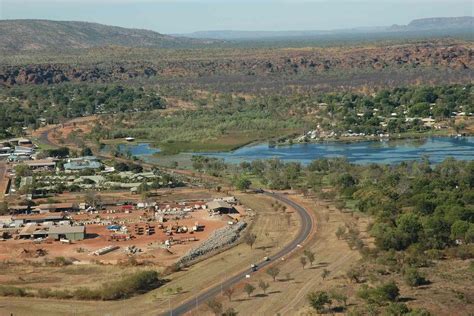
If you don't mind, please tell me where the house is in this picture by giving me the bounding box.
[24,159,56,170]
[421,118,435,127]
[64,156,102,172]
[206,200,236,215]
[17,138,33,147]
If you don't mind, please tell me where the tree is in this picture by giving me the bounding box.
[81,147,93,156]
[258,280,270,295]
[206,298,223,315]
[300,256,307,269]
[322,269,330,280]
[223,287,234,301]
[304,249,315,267]
[15,164,31,177]
[266,266,280,282]
[0,202,8,215]
[235,176,252,191]
[450,220,470,241]
[244,233,257,249]
[359,281,400,305]
[243,283,255,298]
[307,291,332,313]
[84,191,101,208]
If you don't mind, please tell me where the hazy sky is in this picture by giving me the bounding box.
[1,0,472,33]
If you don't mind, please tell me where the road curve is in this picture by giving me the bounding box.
[163,191,313,315]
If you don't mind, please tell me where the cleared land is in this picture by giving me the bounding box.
[0,192,300,315]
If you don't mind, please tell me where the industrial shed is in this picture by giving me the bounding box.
[48,225,86,241]
[206,200,236,215]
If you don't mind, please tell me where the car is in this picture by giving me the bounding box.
[263,256,270,261]
[250,264,258,271]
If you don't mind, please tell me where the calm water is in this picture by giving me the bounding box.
[103,143,160,156]
[113,137,474,165]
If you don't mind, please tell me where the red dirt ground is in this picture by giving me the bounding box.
[0,209,232,266]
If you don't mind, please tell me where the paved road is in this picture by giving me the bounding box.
[163,191,313,316]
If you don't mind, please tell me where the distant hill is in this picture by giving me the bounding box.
[0,19,219,52]
[404,16,474,30]
[178,16,474,40]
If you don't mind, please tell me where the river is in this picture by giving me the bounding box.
[113,137,474,165]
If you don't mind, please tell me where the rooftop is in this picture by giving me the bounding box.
[207,200,233,210]
[49,225,85,234]
[36,203,76,210]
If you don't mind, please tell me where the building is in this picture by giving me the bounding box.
[206,200,236,215]
[12,213,66,224]
[18,224,49,239]
[49,225,85,241]
[35,203,78,213]
[18,223,85,241]
[64,156,102,171]
[24,159,56,171]
[8,205,30,214]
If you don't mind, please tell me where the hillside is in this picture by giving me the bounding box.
[0,19,218,52]
[180,16,474,40]
[405,16,474,30]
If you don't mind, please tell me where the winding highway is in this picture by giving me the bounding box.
[164,191,313,315]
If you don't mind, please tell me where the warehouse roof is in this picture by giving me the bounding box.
[207,200,233,210]
[49,225,85,234]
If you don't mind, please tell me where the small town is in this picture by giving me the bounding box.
[0,137,250,266]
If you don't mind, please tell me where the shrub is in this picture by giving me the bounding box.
[100,270,163,300]
[0,285,27,297]
[383,302,410,315]
[73,287,101,300]
[445,244,474,260]
[51,256,73,266]
[403,268,429,287]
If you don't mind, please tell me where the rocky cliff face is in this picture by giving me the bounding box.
[1,43,472,86]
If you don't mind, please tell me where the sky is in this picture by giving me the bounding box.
[0,0,472,33]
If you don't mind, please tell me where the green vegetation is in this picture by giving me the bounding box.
[0,83,165,138]
[357,281,400,305]
[0,270,163,300]
[224,157,474,253]
[307,291,332,313]
[90,84,472,153]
